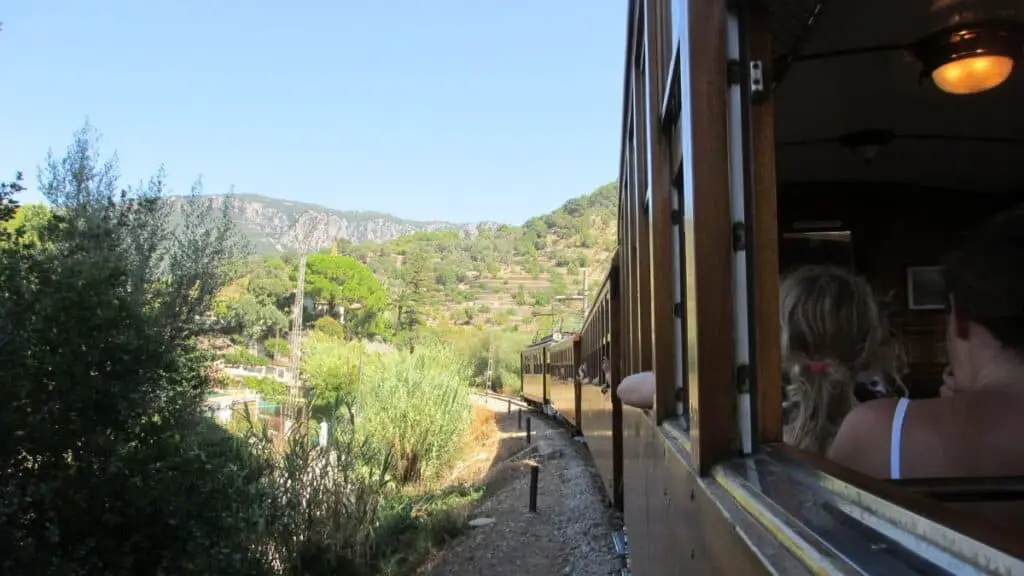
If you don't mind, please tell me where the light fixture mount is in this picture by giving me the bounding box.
[839,129,895,162]
[913,19,1024,95]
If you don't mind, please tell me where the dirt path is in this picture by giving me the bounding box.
[419,394,624,576]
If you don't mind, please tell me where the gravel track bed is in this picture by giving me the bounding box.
[419,394,624,576]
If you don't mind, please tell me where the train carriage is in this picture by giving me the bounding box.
[523,0,1024,574]
[578,258,622,509]
[546,334,582,429]
[520,339,548,406]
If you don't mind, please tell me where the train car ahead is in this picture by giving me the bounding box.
[546,334,581,430]
[520,340,547,407]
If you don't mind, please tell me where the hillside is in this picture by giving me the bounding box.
[336,181,618,335]
[166,193,498,253]
[223,181,619,337]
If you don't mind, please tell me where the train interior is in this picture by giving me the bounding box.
[770,0,1024,529]
[772,0,1024,398]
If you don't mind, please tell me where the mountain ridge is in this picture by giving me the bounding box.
[167,193,502,253]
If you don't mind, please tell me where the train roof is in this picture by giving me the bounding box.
[522,331,578,352]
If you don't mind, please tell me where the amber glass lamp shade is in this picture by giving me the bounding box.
[931,54,1014,94]
[914,20,1022,96]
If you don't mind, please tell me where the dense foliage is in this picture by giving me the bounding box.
[214,181,617,349]
[0,125,269,574]
[345,182,618,335]
[0,120,611,575]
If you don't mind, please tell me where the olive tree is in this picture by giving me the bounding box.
[0,124,273,574]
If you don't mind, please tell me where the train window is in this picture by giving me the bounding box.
[751,0,1024,569]
[599,1,1024,573]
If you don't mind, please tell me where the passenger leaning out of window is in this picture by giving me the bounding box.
[829,207,1024,479]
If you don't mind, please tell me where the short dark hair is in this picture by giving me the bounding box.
[945,205,1024,353]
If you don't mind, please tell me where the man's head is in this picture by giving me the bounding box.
[944,205,1024,390]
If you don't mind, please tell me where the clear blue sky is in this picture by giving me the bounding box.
[0,1,625,224]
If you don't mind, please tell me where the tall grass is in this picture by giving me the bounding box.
[357,344,473,484]
[224,339,479,574]
[242,400,393,575]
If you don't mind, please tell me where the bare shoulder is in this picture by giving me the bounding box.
[827,398,900,478]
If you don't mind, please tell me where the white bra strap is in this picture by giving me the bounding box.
[890,398,910,480]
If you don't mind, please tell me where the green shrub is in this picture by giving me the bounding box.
[0,125,270,574]
[264,336,290,358]
[313,315,345,339]
[301,333,365,418]
[223,348,270,366]
[497,368,523,394]
[242,375,287,402]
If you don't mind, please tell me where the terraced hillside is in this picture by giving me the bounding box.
[340,181,618,334]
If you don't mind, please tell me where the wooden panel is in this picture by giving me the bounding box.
[581,380,615,498]
[684,0,737,474]
[521,350,545,404]
[542,347,550,405]
[622,406,652,568]
[573,337,582,429]
[635,13,654,375]
[646,0,679,424]
[548,340,577,425]
[777,444,1024,560]
[609,262,624,510]
[623,409,772,575]
[623,151,637,375]
[580,263,621,508]
[745,3,783,444]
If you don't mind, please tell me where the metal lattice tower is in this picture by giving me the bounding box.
[282,212,327,431]
[286,253,307,420]
[484,339,496,391]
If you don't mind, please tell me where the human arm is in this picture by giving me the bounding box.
[617,371,655,410]
[826,398,898,478]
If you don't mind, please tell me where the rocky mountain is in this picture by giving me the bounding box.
[167,193,496,253]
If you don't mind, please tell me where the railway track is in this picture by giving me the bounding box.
[468,389,631,575]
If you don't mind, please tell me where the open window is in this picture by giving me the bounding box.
[739,0,1024,568]
[619,0,1024,572]
[766,1,1023,429]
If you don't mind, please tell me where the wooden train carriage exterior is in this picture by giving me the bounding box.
[608,0,1024,574]
[578,255,622,509]
[520,340,548,405]
[546,334,581,429]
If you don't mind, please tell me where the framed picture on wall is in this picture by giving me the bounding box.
[907,266,946,310]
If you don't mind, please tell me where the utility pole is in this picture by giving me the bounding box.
[484,339,496,391]
[283,212,327,434]
[583,268,590,321]
[285,252,308,430]
[553,268,591,329]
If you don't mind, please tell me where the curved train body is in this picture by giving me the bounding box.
[520,1,1024,574]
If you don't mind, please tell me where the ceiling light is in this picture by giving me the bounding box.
[914,20,1023,95]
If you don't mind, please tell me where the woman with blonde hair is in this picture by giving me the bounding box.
[781,265,907,454]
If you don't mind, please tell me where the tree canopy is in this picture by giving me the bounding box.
[305,252,389,339]
[0,123,271,574]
